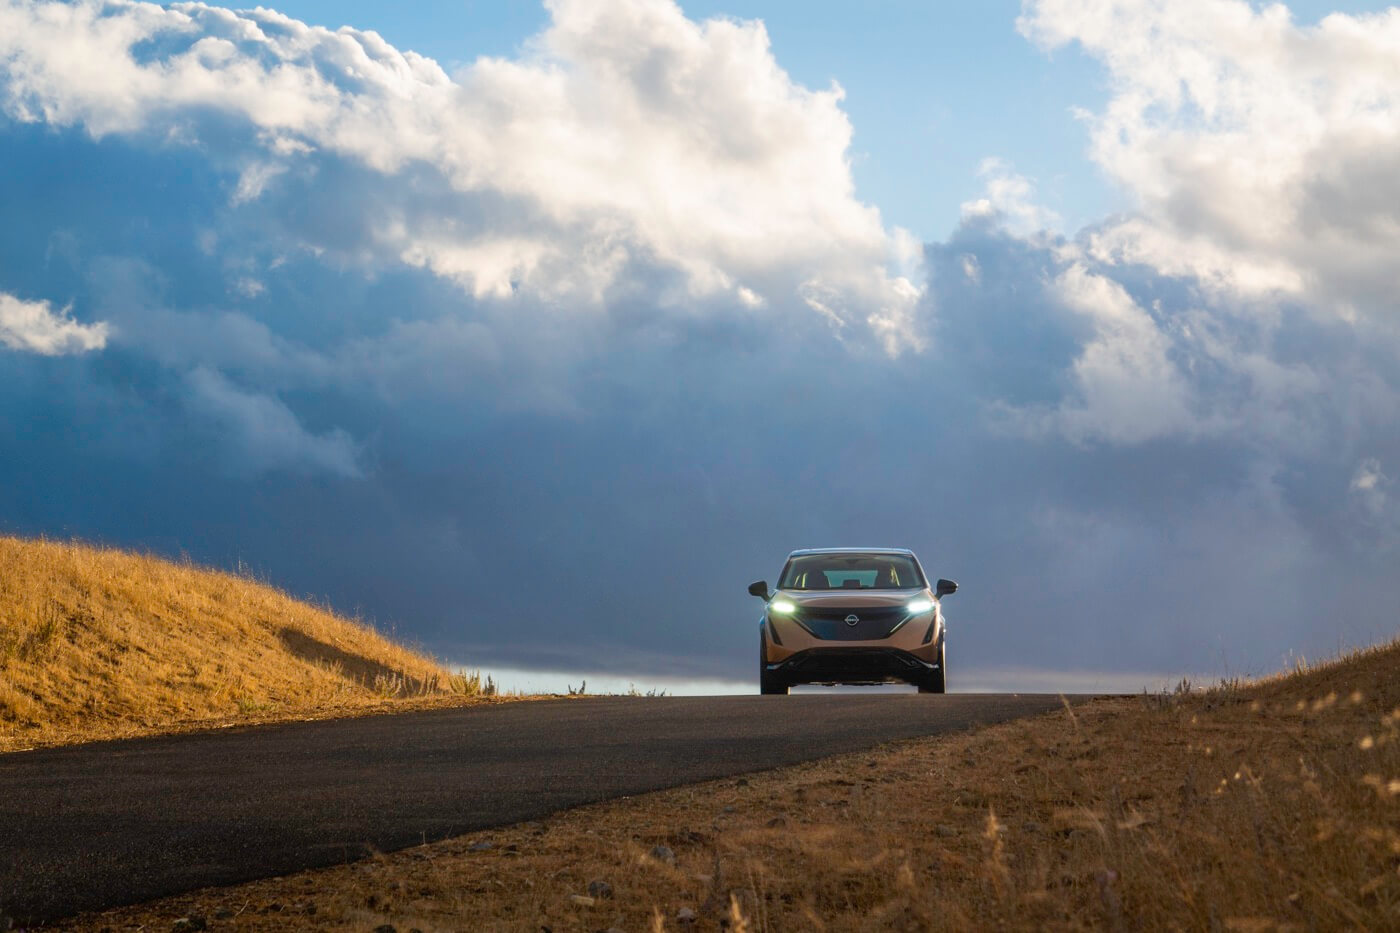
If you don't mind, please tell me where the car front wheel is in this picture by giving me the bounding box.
[760,631,789,694]
[916,641,946,694]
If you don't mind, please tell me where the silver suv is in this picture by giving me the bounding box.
[748,548,956,695]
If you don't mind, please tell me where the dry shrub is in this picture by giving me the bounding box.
[0,536,495,751]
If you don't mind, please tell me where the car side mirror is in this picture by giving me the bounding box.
[747,580,770,600]
[935,578,958,598]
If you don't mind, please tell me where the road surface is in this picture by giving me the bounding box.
[0,693,1089,923]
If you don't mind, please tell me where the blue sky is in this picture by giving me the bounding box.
[2,0,1399,692]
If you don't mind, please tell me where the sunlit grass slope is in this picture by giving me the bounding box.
[0,536,490,752]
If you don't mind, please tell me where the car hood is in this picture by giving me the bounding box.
[778,589,925,610]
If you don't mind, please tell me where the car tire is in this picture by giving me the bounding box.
[916,640,946,694]
[760,670,789,695]
[759,632,789,694]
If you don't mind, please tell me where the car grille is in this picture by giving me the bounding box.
[794,605,909,641]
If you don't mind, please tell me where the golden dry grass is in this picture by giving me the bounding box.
[65,635,1400,931]
[0,536,499,752]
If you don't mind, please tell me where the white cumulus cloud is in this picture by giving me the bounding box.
[0,290,108,355]
[1350,456,1391,520]
[0,0,921,352]
[959,158,1062,236]
[1020,0,1400,321]
[1042,263,1196,443]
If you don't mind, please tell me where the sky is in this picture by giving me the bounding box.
[2,0,1399,693]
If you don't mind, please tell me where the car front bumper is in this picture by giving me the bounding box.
[763,646,939,686]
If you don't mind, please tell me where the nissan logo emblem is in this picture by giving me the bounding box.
[844,614,860,626]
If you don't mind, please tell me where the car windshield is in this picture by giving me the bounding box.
[779,553,925,591]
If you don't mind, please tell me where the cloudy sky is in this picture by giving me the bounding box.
[3,0,1398,692]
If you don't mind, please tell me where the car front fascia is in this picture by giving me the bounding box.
[761,587,943,674]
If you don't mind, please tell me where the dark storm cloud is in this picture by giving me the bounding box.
[2,0,1398,687]
[4,118,1395,684]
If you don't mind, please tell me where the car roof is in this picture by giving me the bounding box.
[787,547,917,557]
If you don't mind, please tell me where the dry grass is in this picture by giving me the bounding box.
[0,536,501,752]
[65,636,1400,931]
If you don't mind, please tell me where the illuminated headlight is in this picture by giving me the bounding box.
[906,597,934,614]
[769,598,797,615]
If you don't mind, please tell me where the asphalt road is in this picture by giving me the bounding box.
[0,693,1086,923]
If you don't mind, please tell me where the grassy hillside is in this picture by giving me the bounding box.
[74,635,1400,931]
[0,536,490,752]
